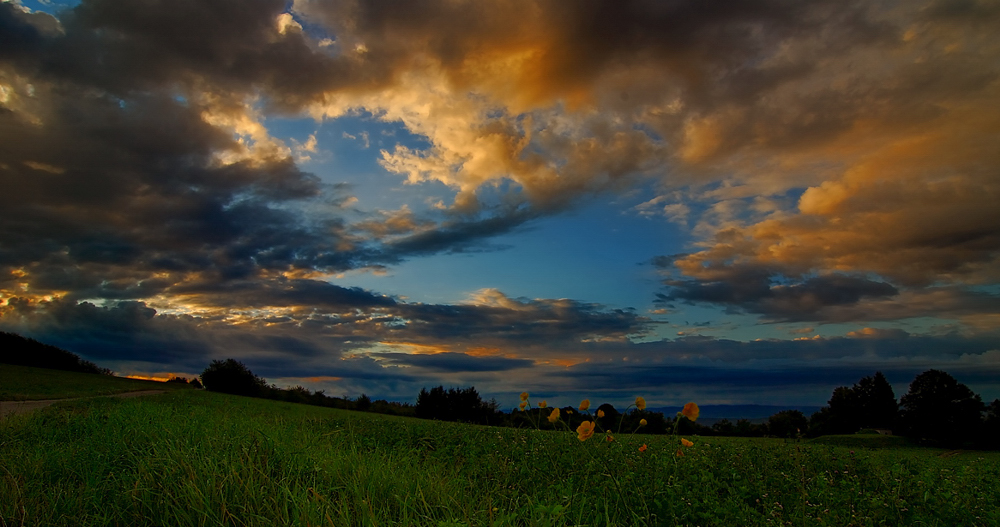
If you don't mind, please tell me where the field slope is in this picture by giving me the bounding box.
[1,377,998,526]
[0,364,190,401]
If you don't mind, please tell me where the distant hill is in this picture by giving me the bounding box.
[649,404,823,425]
[0,332,112,375]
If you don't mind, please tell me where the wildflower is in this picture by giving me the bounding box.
[597,409,605,418]
[519,401,527,411]
[576,421,596,441]
[676,449,684,457]
[606,434,615,442]
[681,438,694,447]
[639,418,647,427]
[639,444,648,452]
[635,397,646,410]
[548,408,560,423]
[579,399,591,411]
[539,400,547,409]
[520,392,529,402]
[682,402,700,422]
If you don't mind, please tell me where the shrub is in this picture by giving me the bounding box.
[200,359,269,397]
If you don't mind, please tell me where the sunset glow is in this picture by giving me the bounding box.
[1,0,998,407]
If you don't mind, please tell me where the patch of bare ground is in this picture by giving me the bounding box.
[0,390,166,419]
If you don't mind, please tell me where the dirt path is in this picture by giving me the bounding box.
[0,390,167,419]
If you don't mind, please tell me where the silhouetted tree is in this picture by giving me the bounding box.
[416,385,499,425]
[189,377,203,389]
[0,331,113,375]
[899,369,984,446]
[769,410,808,438]
[980,399,1000,449]
[734,418,767,437]
[809,387,858,436]
[355,393,372,412]
[855,372,898,430]
[200,359,269,397]
[712,419,736,435]
[626,410,670,434]
[810,371,898,436]
[166,376,190,384]
[595,403,620,430]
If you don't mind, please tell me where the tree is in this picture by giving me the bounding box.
[854,372,898,430]
[899,369,984,446]
[415,385,500,424]
[200,359,269,397]
[817,386,861,435]
[595,403,620,431]
[712,419,735,436]
[768,410,808,438]
[981,399,1000,449]
[355,393,372,412]
[810,371,898,436]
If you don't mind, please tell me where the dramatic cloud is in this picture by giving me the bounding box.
[2,0,998,406]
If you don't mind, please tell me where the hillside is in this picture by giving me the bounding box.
[0,364,191,401]
[0,331,111,375]
[1,370,997,526]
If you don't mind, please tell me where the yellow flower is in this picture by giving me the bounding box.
[606,434,615,442]
[597,409,605,418]
[548,408,560,423]
[539,400,547,408]
[579,399,591,411]
[682,402,700,422]
[520,392,529,401]
[675,449,684,457]
[518,401,527,410]
[635,397,646,411]
[681,438,694,447]
[576,421,596,441]
[639,444,648,452]
[639,418,647,427]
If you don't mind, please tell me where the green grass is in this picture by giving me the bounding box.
[0,364,191,401]
[2,388,998,526]
[808,433,918,450]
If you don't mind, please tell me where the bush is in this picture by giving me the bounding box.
[200,359,269,397]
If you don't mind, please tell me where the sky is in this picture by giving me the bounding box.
[2,0,999,409]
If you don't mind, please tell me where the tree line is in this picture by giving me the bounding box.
[3,330,997,449]
[403,369,1000,449]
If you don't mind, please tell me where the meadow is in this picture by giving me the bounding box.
[1,377,999,526]
[0,364,191,401]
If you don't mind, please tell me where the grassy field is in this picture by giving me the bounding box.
[2,385,998,527]
[0,364,192,401]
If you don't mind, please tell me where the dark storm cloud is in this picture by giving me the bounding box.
[0,0,441,314]
[657,263,899,321]
[2,0,999,407]
[1,298,213,367]
[376,352,533,373]
[623,333,1000,363]
[169,278,397,309]
[43,0,360,108]
[392,293,649,343]
[550,356,1000,403]
[381,208,540,258]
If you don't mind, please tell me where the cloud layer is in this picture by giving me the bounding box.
[1,0,999,405]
